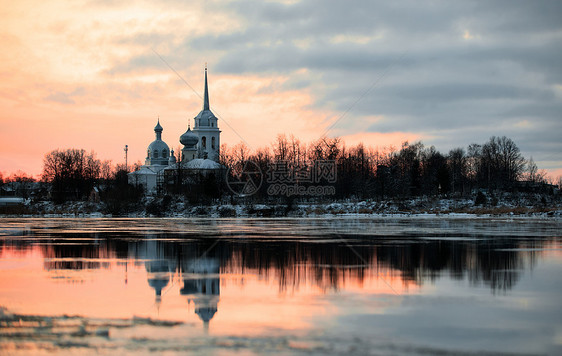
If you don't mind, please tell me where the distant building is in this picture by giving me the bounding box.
[127,120,170,193]
[1,181,43,199]
[0,197,25,206]
[128,66,222,194]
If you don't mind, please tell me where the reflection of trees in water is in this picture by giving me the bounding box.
[223,241,370,292]
[221,238,544,293]
[0,233,554,293]
[373,240,539,293]
[41,243,114,271]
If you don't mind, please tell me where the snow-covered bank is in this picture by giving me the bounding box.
[2,194,561,219]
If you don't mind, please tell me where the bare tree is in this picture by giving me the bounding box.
[526,157,538,182]
[218,143,233,167]
[448,148,467,194]
[466,143,482,186]
[100,160,113,181]
[42,148,101,201]
[273,134,289,161]
[481,136,525,188]
[232,142,251,162]
[132,160,143,172]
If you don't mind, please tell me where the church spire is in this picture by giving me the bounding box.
[203,64,209,111]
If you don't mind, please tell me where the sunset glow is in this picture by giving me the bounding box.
[0,244,417,335]
[2,1,560,179]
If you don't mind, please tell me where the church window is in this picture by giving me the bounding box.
[162,149,167,157]
[147,149,150,158]
[212,137,216,149]
[202,136,206,149]
[154,150,159,159]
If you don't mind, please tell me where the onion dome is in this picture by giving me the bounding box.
[196,306,217,323]
[152,118,164,141]
[148,140,170,158]
[154,119,163,132]
[180,126,199,148]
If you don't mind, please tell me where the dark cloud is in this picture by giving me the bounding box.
[110,0,562,170]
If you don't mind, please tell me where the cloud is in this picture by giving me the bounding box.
[44,91,76,105]
[1,0,561,177]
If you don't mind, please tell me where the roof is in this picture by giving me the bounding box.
[128,166,159,176]
[193,66,218,125]
[0,197,25,206]
[183,159,222,170]
[203,66,209,110]
[148,139,170,152]
[194,109,217,122]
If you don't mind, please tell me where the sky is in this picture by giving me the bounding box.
[1,0,561,179]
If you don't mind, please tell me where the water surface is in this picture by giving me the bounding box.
[1,217,561,355]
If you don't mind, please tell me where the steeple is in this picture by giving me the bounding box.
[191,64,220,162]
[203,64,209,111]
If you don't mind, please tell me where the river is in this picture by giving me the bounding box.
[1,217,561,355]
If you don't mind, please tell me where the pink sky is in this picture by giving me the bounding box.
[0,1,417,178]
[1,1,560,180]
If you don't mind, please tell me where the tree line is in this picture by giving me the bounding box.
[0,149,143,207]
[220,134,556,200]
[40,148,144,206]
[1,135,558,205]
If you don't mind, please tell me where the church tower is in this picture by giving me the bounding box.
[192,66,221,161]
[145,118,170,166]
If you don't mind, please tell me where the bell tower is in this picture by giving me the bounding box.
[192,65,221,161]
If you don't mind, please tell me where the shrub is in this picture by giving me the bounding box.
[475,191,487,206]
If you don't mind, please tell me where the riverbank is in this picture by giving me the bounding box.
[1,193,561,218]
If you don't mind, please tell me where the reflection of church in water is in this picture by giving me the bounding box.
[180,257,220,324]
[142,240,220,326]
[128,66,223,193]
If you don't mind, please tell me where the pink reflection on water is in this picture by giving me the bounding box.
[0,243,418,336]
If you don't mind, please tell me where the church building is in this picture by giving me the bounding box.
[128,66,223,193]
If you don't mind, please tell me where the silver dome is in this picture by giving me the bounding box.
[147,139,170,164]
[148,139,169,153]
[180,127,199,147]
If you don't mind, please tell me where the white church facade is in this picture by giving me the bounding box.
[128,67,222,193]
